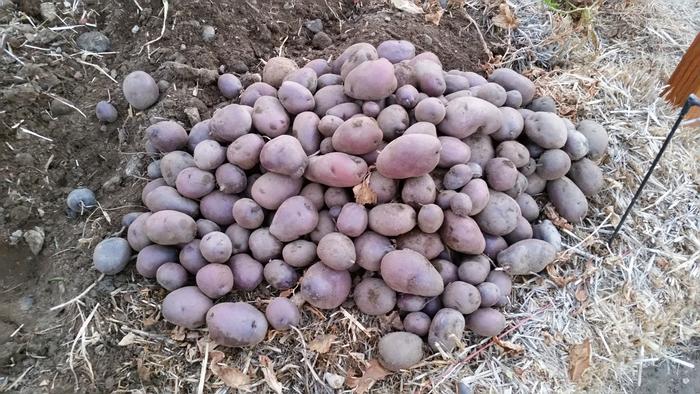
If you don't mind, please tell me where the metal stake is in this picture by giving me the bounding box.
[609,94,700,243]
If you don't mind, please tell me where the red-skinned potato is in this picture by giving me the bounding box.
[414,60,446,97]
[145,210,196,245]
[260,135,309,178]
[438,137,471,168]
[282,240,317,268]
[380,249,444,297]
[144,186,199,217]
[504,90,523,108]
[395,84,420,108]
[368,171,398,203]
[209,104,253,142]
[300,262,352,309]
[251,172,303,210]
[568,158,604,196]
[232,198,264,230]
[253,96,290,138]
[376,134,441,179]
[340,45,379,78]
[331,116,383,155]
[162,286,213,329]
[226,133,264,170]
[160,151,195,186]
[546,176,588,223]
[414,97,446,124]
[354,277,397,315]
[136,244,177,278]
[156,262,188,291]
[491,107,524,141]
[218,73,242,98]
[470,82,507,106]
[176,167,215,199]
[525,172,547,195]
[333,43,377,73]
[377,40,416,63]
[378,331,423,371]
[444,74,470,94]
[263,56,298,88]
[263,259,299,290]
[324,187,351,208]
[269,196,319,242]
[215,163,247,194]
[318,114,344,137]
[488,68,535,105]
[228,253,264,290]
[497,239,557,275]
[310,210,336,243]
[418,204,444,233]
[292,112,322,155]
[344,58,397,100]
[486,270,512,305]
[239,82,277,107]
[362,100,383,117]
[354,231,394,271]
[278,80,315,114]
[397,229,444,260]
[397,294,427,312]
[368,203,416,236]
[441,211,486,254]
[527,96,557,112]
[433,259,458,286]
[474,191,521,236]
[196,263,234,298]
[336,203,368,237]
[438,97,501,138]
[467,308,506,337]
[265,297,301,331]
[477,282,501,307]
[200,191,238,226]
[449,193,473,217]
[300,183,325,210]
[404,121,437,137]
[248,228,282,262]
[394,60,417,87]
[207,302,268,347]
[427,308,465,352]
[458,255,491,285]
[146,121,187,152]
[484,158,518,191]
[377,104,410,140]
[564,129,590,161]
[317,73,343,89]
[304,152,368,187]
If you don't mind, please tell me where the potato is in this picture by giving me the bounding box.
[520,158,537,176]
[463,133,496,168]
[176,167,215,199]
[259,135,309,178]
[474,191,521,235]
[438,137,470,168]
[432,259,458,285]
[193,140,226,171]
[367,171,398,203]
[292,112,321,155]
[564,129,590,161]
[305,152,368,187]
[524,112,568,149]
[196,263,234,298]
[251,172,303,210]
[210,104,253,142]
[310,210,336,243]
[278,80,315,114]
[162,286,213,329]
[488,68,535,105]
[525,172,546,195]
[378,332,423,371]
[337,203,368,237]
[577,120,608,160]
[145,210,196,245]
[568,158,603,196]
[461,179,490,215]
[265,297,301,330]
[484,158,518,191]
[438,97,501,138]
[376,134,441,179]
[218,73,242,99]
[160,151,195,186]
[282,240,317,268]
[368,203,416,236]
[317,115,343,137]
[504,90,523,108]
[457,255,491,285]
[404,121,437,137]
[180,239,207,274]
[414,97,446,124]
[340,45,379,78]
[445,90,471,101]
[326,102,362,119]
[436,190,457,209]
[230,198,263,230]
[504,172,528,199]
[516,193,539,222]
[224,223,249,254]
[200,231,233,263]
[136,244,177,278]
[421,297,443,317]
[395,84,419,108]
[353,277,396,315]
[523,137,544,158]
[380,249,444,296]
[536,149,571,180]
[377,40,416,63]
[496,140,530,167]
[314,85,349,116]
[314,232,354,270]
[226,133,264,170]
[123,71,159,110]
[397,230,444,260]
[228,253,264,290]
[299,183,325,211]
[410,61,445,97]
[444,74,470,95]
[470,82,507,106]
[263,56,298,88]
[122,211,144,228]
[317,73,343,89]
[300,262,352,309]
[263,259,299,290]
[401,174,436,206]
[239,82,277,107]
[394,60,417,87]
[403,312,431,336]
[322,187,349,208]
[253,96,290,138]
[331,116,383,155]
[449,193,473,217]
[333,43,377,72]
[344,58,397,100]
[397,294,427,312]
[442,281,481,314]
[362,100,384,117]
[417,204,444,234]
[155,262,188,291]
[503,216,533,244]
[304,58,331,76]
[532,219,562,251]
[497,239,556,275]
[268,196,318,242]
[248,228,282,262]
[213,164,245,195]
[146,121,187,153]
[441,211,485,255]
[147,160,162,179]
[477,282,501,308]
[486,270,512,305]
[377,104,410,140]
[284,67,318,92]
[427,308,465,352]
[526,95,556,112]
[93,238,131,275]
[200,191,238,225]
[207,302,268,347]
[466,307,508,338]
[354,231,394,271]
[546,176,588,223]
[144,185,198,217]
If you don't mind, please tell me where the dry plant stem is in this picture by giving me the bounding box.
[6,365,33,391]
[50,274,105,311]
[290,325,327,388]
[69,304,99,388]
[196,342,209,394]
[74,58,118,83]
[43,93,87,118]
[139,0,169,56]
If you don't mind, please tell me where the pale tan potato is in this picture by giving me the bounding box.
[376,134,441,179]
[368,203,416,236]
[354,277,397,315]
[523,112,568,149]
[262,56,298,88]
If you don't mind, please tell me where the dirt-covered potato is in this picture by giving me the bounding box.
[378,331,423,371]
[300,262,352,309]
[488,68,535,105]
[449,193,473,217]
[228,253,264,290]
[486,270,512,305]
[263,259,299,290]
[146,121,187,153]
[464,133,495,167]
[179,239,206,274]
[217,73,242,98]
[524,112,568,149]
[93,238,131,275]
[394,60,417,87]
[144,210,196,245]
[210,104,253,142]
[483,234,508,261]
[251,172,303,210]
[282,240,317,268]
[377,40,416,63]
[438,97,502,138]
[497,239,556,275]
[477,282,501,307]
[354,231,394,271]
[144,185,198,217]
[546,176,588,223]
[368,171,399,203]
[532,220,562,251]
[284,67,318,92]
[395,84,419,108]
[470,82,507,106]
[278,80,315,114]
[135,244,177,278]
[304,58,331,76]
[253,96,290,138]
[207,302,268,347]
[484,158,518,191]
[368,203,416,236]
[503,216,533,244]
[418,204,444,234]
[474,191,521,236]
[265,297,301,331]
[239,82,277,107]
[457,255,491,285]
[376,134,441,179]
[331,116,383,155]
[123,71,159,110]
[299,183,325,211]
[442,281,481,314]
[160,151,195,186]
[496,141,530,168]
[461,179,490,215]
[467,308,506,337]
[248,228,282,262]
[516,193,539,222]
[162,286,213,329]
[380,249,444,296]
[362,100,384,117]
[196,263,234,298]
[354,277,397,315]
[536,149,572,180]
[421,297,443,317]
[263,56,298,88]
[440,211,484,255]
[397,294,427,312]
[200,191,238,226]
[397,230,444,260]
[438,137,470,168]
[564,129,590,161]
[527,96,556,112]
[214,164,246,195]
[226,133,264,170]
[401,174,436,206]
[344,58,397,100]
[403,312,431,336]
[414,60,446,97]
[577,120,608,160]
[377,104,410,140]
[427,308,465,352]
[317,232,356,270]
[414,97,446,124]
[568,158,604,196]
[326,102,362,119]
[337,203,368,237]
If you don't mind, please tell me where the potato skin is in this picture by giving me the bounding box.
[93,238,132,275]
[378,332,423,371]
[488,68,535,104]
[292,112,322,155]
[146,121,187,152]
[368,171,399,203]
[427,308,465,352]
[248,228,282,262]
[305,152,368,187]
[403,312,431,336]
[265,297,301,331]
[577,120,608,160]
[414,97,446,124]
[418,204,444,233]
[546,176,588,223]
[354,231,394,271]
[377,40,416,63]
[397,229,445,260]
[336,203,368,237]
[145,210,196,245]
[239,82,277,107]
[228,253,264,291]
[380,249,444,297]
[123,71,159,110]
[160,151,195,186]
[516,194,539,222]
[210,104,253,142]
[354,277,397,315]
[497,239,557,275]
[263,56,298,88]
[442,281,481,314]
[251,172,303,210]
[440,211,486,255]
[162,286,213,329]
[567,158,603,196]
[200,191,238,226]
[127,212,153,251]
[457,255,491,285]
[196,263,234,298]
[438,97,501,138]
[368,203,416,236]
[282,240,317,268]
[376,134,441,179]
[483,234,508,261]
[536,149,571,180]
[176,167,215,199]
[401,174,437,206]
[300,262,352,309]
[331,116,383,155]
[344,58,398,100]
[156,262,188,291]
[260,135,309,178]
[263,259,299,290]
[269,196,319,242]
[486,270,512,305]
[564,129,590,160]
[524,112,568,149]
[314,85,350,117]
[532,220,562,251]
[226,133,264,170]
[477,282,501,307]
[278,80,315,114]
[253,96,290,138]
[484,158,518,191]
[438,137,471,168]
[317,232,356,270]
[377,104,410,140]
[207,302,268,347]
[179,239,207,274]
[467,308,506,337]
[461,179,490,215]
[145,186,199,217]
[503,215,533,244]
[474,191,521,236]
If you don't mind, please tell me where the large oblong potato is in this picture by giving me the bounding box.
[368,203,416,236]
[207,302,268,347]
[269,196,319,242]
[145,210,196,245]
[331,116,383,155]
[524,112,568,149]
[474,191,521,235]
[304,152,368,187]
[497,239,557,275]
[300,262,352,309]
[146,121,187,152]
[488,68,535,104]
[440,211,486,254]
[546,176,588,223]
[427,308,465,352]
[380,249,444,297]
[292,112,322,155]
[162,286,213,329]
[377,40,416,63]
[376,134,441,179]
[438,97,502,138]
[344,58,398,100]
[260,135,309,178]
[568,158,603,196]
[378,332,423,371]
[144,186,199,217]
[252,96,290,138]
[278,80,315,114]
[467,308,506,337]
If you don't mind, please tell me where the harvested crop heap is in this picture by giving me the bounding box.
[87,40,607,371]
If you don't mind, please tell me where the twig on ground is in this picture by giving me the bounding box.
[50,274,105,311]
[139,0,169,56]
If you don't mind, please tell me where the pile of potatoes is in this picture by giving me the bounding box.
[91,40,607,371]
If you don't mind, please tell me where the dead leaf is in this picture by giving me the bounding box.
[379,311,404,331]
[118,332,139,346]
[346,359,391,394]
[259,355,284,394]
[353,174,377,205]
[210,350,250,389]
[575,284,588,302]
[424,8,444,25]
[309,334,336,354]
[279,288,294,298]
[390,0,423,14]
[546,264,574,287]
[170,326,186,341]
[492,3,519,29]
[324,372,345,389]
[544,204,573,231]
[494,337,524,354]
[568,338,591,382]
[136,357,151,383]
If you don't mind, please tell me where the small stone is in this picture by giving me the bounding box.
[131,25,140,34]
[40,2,56,21]
[240,73,261,88]
[384,16,391,22]
[312,32,332,49]
[76,31,111,53]
[157,79,170,93]
[323,372,344,389]
[180,44,187,51]
[183,107,201,126]
[74,71,83,80]
[304,19,323,33]
[202,25,216,42]
[102,175,121,192]
[18,295,33,311]
[417,34,432,46]
[50,98,72,116]
[9,230,23,245]
[15,152,34,167]
[229,60,248,74]
[23,227,45,255]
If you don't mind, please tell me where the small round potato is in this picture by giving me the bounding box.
[336,203,368,237]
[477,282,501,307]
[300,262,352,309]
[354,231,394,271]
[196,263,234,298]
[207,302,268,347]
[248,228,282,262]
[458,255,491,285]
[467,308,506,337]
[403,312,431,336]
[265,297,301,330]
[401,174,437,206]
[263,259,299,290]
[278,80,315,114]
[414,97,446,124]
[484,234,508,261]
[175,167,215,199]
[210,104,253,142]
[239,82,277,107]
[123,71,159,110]
[438,137,470,168]
[160,151,195,186]
[377,104,410,140]
[441,211,485,254]
[368,172,399,203]
[200,191,238,226]
[397,294,427,312]
[218,73,242,99]
[331,116,383,155]
[536,149,571,180]
[567,158,604,196]
[427,308,465,352]
[251,172,303,210]
[232,198,265,230]
[317,232,356,270]
[269,196,319,242]
[442,281,481,314]
[474,191,521,236]
[282,240,317,268]
[368,203,416,236]
[354,277,397,315]
[228,253,264,291]
[484,158,518,191]
[378,331,423,371]
[162,286,213,329]
[226,133,265,170]
[263,56,298,88]
[460,179,490,215]
[200,231,233,263]
[156,262,189,291]
[577,120,608,160]
[418,204,444,234]
[146,121,188,153]
[397,230,445,260]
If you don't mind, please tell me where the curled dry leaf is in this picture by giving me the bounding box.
[492,3,519,29]
[346,359,391,394]
[209,350,251,389]
[494,337,525,354]
[353,174,377,205]
[568,338,591,382]
[546,264,575,288]
[259,355,284,394]
[309,334,336,354]
[544,203,574,231]
[575,284,588,302]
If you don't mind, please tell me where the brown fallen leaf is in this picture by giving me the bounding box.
[544,203,574,231]
[568,338,591,382]
[494,337,525,354]
[492,3,519,29]
[575,284,588,302]
[118,332,139,346]
[136,357,152,383]
[309,334,336,354]
[546,264,575,288]
[210,350,250,389]
[353,173,377,205]
[346,359,391,394]
[424,0,444,26]
[170,326,186,341]
[259,355,284,394]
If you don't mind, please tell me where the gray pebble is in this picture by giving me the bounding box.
[66,188,96,213]
[40,2,56,21]
[93,238,132,275]
[202,25,216,42]
[131,25,140,34]
[157,79,170,93]
[50,98,73,116]
[95,101,118,123]
[76,31,111,53]
[18,295,33,311]
[312,32,332,49]
[229,60,248,74]
[304,19,323,33]
[15,152,34,167]
[102,175,121,192]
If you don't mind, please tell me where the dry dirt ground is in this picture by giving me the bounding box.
[0,0,698,393]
